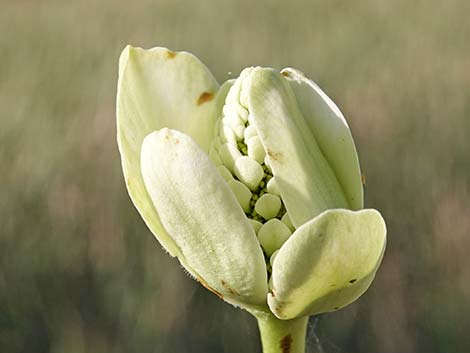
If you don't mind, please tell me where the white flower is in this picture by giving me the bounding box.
[116,45,386,321]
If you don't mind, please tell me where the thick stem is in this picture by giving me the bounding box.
[255,312,308,353]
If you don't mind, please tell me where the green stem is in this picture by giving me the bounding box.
[254,311,308,353]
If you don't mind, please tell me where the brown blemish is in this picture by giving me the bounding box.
[349,278,357,284]
[269,288,276,297]
[361,172,367,185]
[165,50,177,59]
[267,148,283,162]
[196,92,215,106]
[274,301,285,316]
[220,279,240,296]
[280,334,292,353]
[281,71,291,78]
[197,276,224,299]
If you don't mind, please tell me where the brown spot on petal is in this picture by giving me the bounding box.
[361,172,367,185]
[280,334,292,353]
[267,148,283,162]
[197,92,214,106]
[165,50,177,59]
[197,276,223,300]
[281,71,291,78]
[220,280,240,296]
[349,278,357,284]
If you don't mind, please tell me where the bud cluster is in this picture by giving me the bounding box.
[209,77,294,269]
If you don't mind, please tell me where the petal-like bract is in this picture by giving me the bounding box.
[141,128,268,305]
[246,68,350,227]
[280,68,363,210]
[268,209,386,319]
[117,46,219,257]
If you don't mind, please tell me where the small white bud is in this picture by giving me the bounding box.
[223,113,245,141]
[257,219,292,256]
[219,122,237,145]
[237,105,249,122]
[234,127,246,142]
[233,156,264,191]
[219,143,242,172]
[222,104,234,117]
[266,177,280,196]
[255,193,281,220]
[228,179,252,213]
[244,125,258,141]
[223,103,249,124]
[247,136,266,164]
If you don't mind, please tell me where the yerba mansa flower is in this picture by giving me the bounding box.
[117,46,386,353]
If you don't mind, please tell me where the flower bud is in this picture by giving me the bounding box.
[117,45,386,320]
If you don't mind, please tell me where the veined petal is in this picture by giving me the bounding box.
[116,45,219,257]
[246,68,349,228]
[141,128,268,305]
[280,68,363,210]
[268,209,386,319]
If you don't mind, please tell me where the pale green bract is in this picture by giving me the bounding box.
[116,45,387,320]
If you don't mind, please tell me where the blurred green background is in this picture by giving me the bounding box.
[1,0,470,352]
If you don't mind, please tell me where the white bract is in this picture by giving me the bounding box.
[117,46,387,319]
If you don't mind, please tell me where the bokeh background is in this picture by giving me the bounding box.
[1,0,470,352]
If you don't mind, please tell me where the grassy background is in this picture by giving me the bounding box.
[1,0,470,352]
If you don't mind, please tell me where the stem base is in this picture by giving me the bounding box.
[255,312,308,353]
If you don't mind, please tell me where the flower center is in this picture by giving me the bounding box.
[209,73,294,272]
